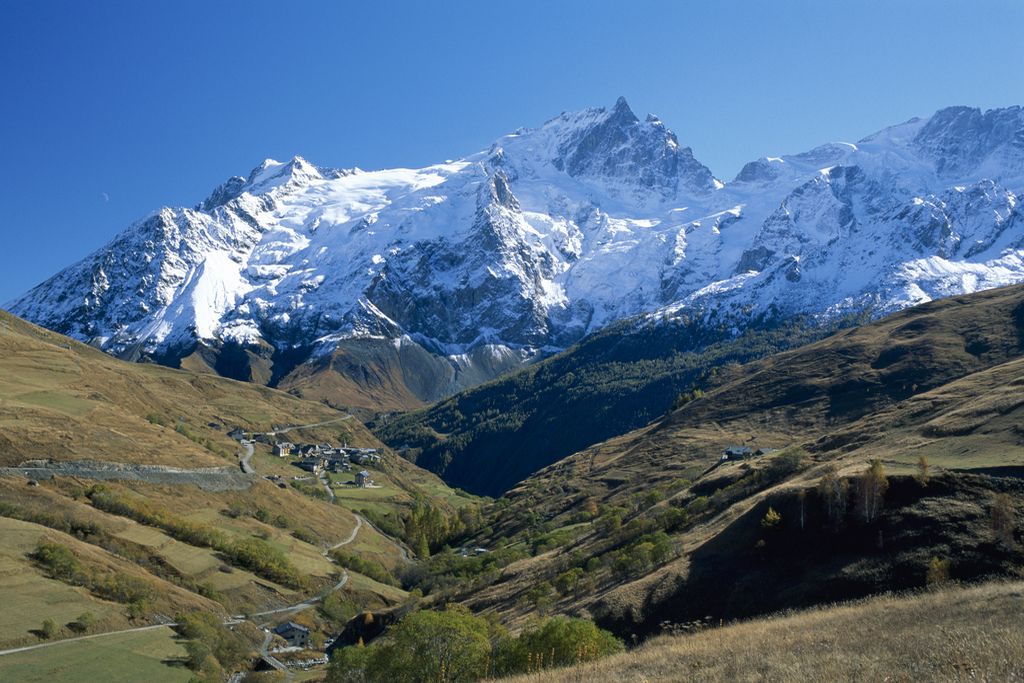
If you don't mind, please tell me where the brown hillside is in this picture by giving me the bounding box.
[665,283,1024,441]
[0,309,473,652]
[0,309,361,467]
[445,285,1024,637]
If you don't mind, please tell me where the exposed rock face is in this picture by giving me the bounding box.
[7,101,1024,407]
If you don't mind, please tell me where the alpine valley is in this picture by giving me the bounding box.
[3,98,1024,683]
[9,99,1024,419]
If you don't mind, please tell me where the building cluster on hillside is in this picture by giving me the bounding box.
[273,441,381,484]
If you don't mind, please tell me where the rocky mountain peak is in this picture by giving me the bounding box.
[540,96,717,196]
[913,106,1024,178]
[197,155,326,212]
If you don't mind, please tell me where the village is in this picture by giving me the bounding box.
[228,426,384,491]
[274,440,382,488]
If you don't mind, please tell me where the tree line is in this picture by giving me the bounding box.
[327,605,622,683]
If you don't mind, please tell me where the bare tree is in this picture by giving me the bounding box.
[818,466,849,527]
[856,460,888,523]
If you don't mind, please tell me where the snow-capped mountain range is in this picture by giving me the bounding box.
[8,99,1024,406]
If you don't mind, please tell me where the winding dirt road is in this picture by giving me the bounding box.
[239,440,256,474]
[0,414,413,666]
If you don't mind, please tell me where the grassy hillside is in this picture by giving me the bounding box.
[0,307,471,504]
[277,338,436,414]
[0,310,477,665]
[494,580,1024,683]
[0,515,218,642]
[377,315,837,496]
[0,308,358,467]
[400,286,1024,638]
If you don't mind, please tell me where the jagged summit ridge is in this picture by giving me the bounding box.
[490,96,718,199]
[911,105,1024,178]
[7,100,1024,402]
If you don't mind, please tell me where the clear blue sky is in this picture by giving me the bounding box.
[2,0,1022,304]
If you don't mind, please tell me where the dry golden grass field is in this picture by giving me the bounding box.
[496,580,1024,683]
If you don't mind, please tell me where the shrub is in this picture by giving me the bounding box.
[594,511,622,535]
[494,616,624,675]
[526,581,555,614]
[39,619,57,640]
[328,645,372,683]
[761,506,782,529]
[87,488,305,587]
[227,538,304,588]
[554,567,584,596]
[31,541,155,609]
[656,507,689,533]
[766,448,807,480]
[330,549,397,587]
[686,496,710,516]
[926,557,951,586]
[327,609,623,682]
[292,527,319,545]
[328,606,492,683]
[175,610,252,676]
[672,388,705,410]
[319,592,361,627]
[70,611,95,634]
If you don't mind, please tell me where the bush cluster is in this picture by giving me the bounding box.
[327,606,622,683]
[175,610,252,681]
[32,541,154,615]
[330,549,398,587]
[87,487,305,588]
